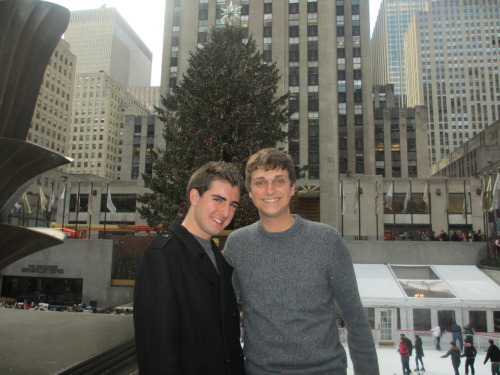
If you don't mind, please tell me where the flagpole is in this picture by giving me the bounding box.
[427,179,432,232]
[61,179,67,230]
[75,183,81,237]
[35,190,41,228]
[375,181,379,241]
[88,182,93,240]
[48,181,54,226]
[481,176,488,257]
[357,179,361,240]
[104,183,109,238]
[445,177,449,238]
[463,179,468,227]
[340,179,344,237]
[392,179,396,237]
[409,179,413,227]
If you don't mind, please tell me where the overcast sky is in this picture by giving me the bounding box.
[46,0,383,86]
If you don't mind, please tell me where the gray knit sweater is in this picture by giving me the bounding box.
[224,215,379,375]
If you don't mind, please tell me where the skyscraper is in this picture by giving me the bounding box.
[160,0,374,225]
[371,0,428,106]
[63,7,153,88]
[27,38,76,160]
[405,0,500,164]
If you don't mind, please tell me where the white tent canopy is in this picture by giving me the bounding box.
[354,264,500,308]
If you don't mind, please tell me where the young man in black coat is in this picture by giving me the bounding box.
[134,162,245,375]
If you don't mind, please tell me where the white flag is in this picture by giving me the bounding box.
[88,185,94,216]
[22,192,32,214]
[48,190,55,212]
[60,185,66,200]
[423,181,429,208]
[107,187,117,213]
[490,172,500,212]
[402,184,411,213]
[340,183,345,215]
[385,184,393,209]
[39,186,48,212]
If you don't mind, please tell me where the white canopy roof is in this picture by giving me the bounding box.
[353,264,500,309]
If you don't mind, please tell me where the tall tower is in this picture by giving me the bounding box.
[371,0,428,106]
[160,0,374,226]
[27,38,76,160]
[405,0,500,164]
[64,7,153,88]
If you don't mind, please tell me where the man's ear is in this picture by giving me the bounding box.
[189,188,200,206]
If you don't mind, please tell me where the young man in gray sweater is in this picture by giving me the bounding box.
[224,148,379,375]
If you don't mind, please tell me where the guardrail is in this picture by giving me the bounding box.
[56,338,136,375]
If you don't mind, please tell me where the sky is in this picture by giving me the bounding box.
[46,0,383,87]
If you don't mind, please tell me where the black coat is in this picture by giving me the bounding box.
[134,221,245,375]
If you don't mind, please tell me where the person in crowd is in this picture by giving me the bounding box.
[461,231,468,241]
[398,337,412,375]
[224,148,379,375]
[401,333,413,357]
[484,339,500,375]
[494,235,500,255]
[441,341,461,375]
[464,323,475,345]
[451,322,464,351]
[431,325,443,351]
[461,337,477,375]
[414,335,425,372]
[439,229,449,241]
[133,162,245,375]
[450,230,461,241]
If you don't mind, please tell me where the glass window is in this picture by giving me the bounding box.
[413,309,431,331]
[469,311,487,332]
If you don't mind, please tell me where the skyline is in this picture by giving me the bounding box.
[46,0,383,87]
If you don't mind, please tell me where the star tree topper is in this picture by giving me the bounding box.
[221,1,242,25]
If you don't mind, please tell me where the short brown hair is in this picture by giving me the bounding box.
[186,161,243,205]
[245,148,296,190]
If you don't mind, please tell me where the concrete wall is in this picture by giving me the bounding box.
[347,240,487,265]
[0,239,134,308]
[0,239,492,308]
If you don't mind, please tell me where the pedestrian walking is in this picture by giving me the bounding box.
[441,341,461,375]
[414,335,425,372]
[461,337,477,375]
[484,339,500,375]
[398,337,412,375]
[431,325,443,350]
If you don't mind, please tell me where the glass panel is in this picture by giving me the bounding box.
[413,308,431,331]
[438,310,456,332]
[468,311,487,332]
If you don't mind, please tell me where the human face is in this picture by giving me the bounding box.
[189,180,240,240]
[248,168,295,221]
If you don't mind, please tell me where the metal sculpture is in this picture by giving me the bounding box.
[0,0,72,269]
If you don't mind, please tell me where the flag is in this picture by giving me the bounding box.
[340,182,345,215]
[462,193,467,219]
[88,184,94,216]
[385,183,393,210]
[490,172,500,212]
[402,183,411,213]
[22,192,31,214]
[107,186,117,213]
[39,186,48,212]
[483,175,493,212]
[14,202,21,211]
[60,185,66,200]
[374,182,379,215]
[354,181,360,214]
[75,183,81,215]
[423,181,429,208]
[48,190,55,212]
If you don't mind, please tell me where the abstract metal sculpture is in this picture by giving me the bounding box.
[0,0,72,269]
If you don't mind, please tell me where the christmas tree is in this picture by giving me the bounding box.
[137,25,292,229]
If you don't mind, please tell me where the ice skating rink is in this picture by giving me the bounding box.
[346,345,492,375]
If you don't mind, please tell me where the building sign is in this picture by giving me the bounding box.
[21,265,64,275]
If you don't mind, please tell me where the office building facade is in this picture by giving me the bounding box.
[64,7,153,88]
[405,0,500,164]
[160,0,374,226]
[371,0,428,106]
[68,71,150,180]
[26,38,76,160]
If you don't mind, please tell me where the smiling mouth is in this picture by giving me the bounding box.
[263,198,279,203]
[212,217,224,224]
